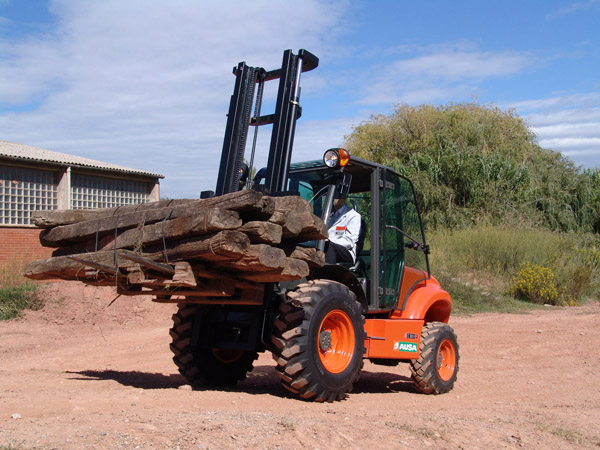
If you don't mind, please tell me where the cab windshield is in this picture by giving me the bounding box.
[254,161,333,220]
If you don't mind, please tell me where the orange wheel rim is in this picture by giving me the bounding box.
[437,339,456,381]
[317,309,355,373]
[212,348,243,364]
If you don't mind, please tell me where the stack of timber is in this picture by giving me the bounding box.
[24,190,327,305]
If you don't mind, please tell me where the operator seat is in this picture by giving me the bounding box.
[337,218,367,275]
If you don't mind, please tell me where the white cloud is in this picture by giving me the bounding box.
[392,49,529,81]
[546,0,599,19]
[359,45,532,106]
[0,0,349,197]
[513,92,600,167]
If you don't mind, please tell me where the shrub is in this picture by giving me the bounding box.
[0,283,42,320]
[511,262,574,306]
[428,225,600,311]
[0,257,43,320]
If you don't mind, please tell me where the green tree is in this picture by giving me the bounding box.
[344,103,599,232]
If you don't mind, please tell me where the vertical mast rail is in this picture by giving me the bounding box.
[215,62,257,196]
[214,49,318,196]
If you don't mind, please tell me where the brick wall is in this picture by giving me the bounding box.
[0,227,53,279]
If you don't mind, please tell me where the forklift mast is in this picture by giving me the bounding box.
[214,49,319,196]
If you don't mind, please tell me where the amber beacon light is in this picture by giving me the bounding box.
[323,148,350,169]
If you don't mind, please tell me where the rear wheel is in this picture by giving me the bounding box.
[271,280,365,402]
[169,304,258,387]
[410,322,459,394]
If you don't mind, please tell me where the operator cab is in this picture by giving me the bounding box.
[253,148,431,313]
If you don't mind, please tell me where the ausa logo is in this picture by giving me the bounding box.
[394,341,418,353]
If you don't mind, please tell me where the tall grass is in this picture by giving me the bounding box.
[428,224,600,312]
[0,257,42,321]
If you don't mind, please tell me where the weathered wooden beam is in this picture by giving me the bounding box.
[171,262,197,287]
[295,211,328,241]
[191,264,264,291]
[24,251,138,281]
[31,190,271,229]
[31,198,194,228]
[118,253,175,275]
[24,231,250,281]
[152,289,264,305]
[150,230,250,262]
[218,244,287,273]
[239,258,309,282]
[118,278,235,297]
[39,206,242,247]
[269,209,303,238]
[271,195,313,215]
[283,246,325,268]
[239,221,282,245]
[67,256,123,277]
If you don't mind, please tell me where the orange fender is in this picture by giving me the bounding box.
[391,266,452,323]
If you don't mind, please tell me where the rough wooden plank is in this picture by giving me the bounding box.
[171,262,197,287]
[39,205,241,247]
[135,279,197,289]
[154,230,250,262]
[239,221,282,245]
[31,190,269,229]
[191,264,264,291]
[269,209,303,238]
[67,256,124,277]
[108,209,240,250]
[24,231,250,281]
[295,211,328,241]
[283,246,325,268]
[127,270,146,285]
[31,198,194,228]
[23,251,137,281]
[239,258,309,282]
[153,288,264,305]
[51,236,114,257]
[236,195,275,222]
[218,244,287,272]
[268,196,314,238]
[271,195,313,215]
[117,254,175,275]
[119,279,235,297]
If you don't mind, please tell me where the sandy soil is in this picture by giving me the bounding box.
[1,281,599,449]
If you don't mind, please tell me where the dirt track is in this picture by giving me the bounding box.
[1,281,599,449]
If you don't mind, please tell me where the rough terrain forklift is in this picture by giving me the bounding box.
[169,49,459,401]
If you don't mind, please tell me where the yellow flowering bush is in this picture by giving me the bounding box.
[512,262,572,306]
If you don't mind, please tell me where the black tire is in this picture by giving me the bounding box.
[410,322,459,394]
[169,304,258,387]
[271,280,365,402]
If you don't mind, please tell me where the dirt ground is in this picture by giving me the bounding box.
[1,281,599,449]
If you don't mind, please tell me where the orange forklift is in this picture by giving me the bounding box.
[170,49,458,401]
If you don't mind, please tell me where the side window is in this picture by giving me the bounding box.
[398,178,428,272]
[379,171,428,308]
[380,173,404,308]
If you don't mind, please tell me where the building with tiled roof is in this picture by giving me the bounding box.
[0,140,164,275]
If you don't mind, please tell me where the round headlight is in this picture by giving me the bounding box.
[323,149,339,168]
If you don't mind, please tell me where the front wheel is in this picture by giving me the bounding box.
[271,280,365,402]
[169,304,258,387]
[410,322,459,394]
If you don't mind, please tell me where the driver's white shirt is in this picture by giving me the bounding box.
[328,204,361,262]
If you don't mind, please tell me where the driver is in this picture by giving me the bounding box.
[325,197,361,264]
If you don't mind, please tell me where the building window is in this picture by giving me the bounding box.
[0,166,58,225]
[71,173,148,209]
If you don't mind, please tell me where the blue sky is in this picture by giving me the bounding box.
[1,0,599,198]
